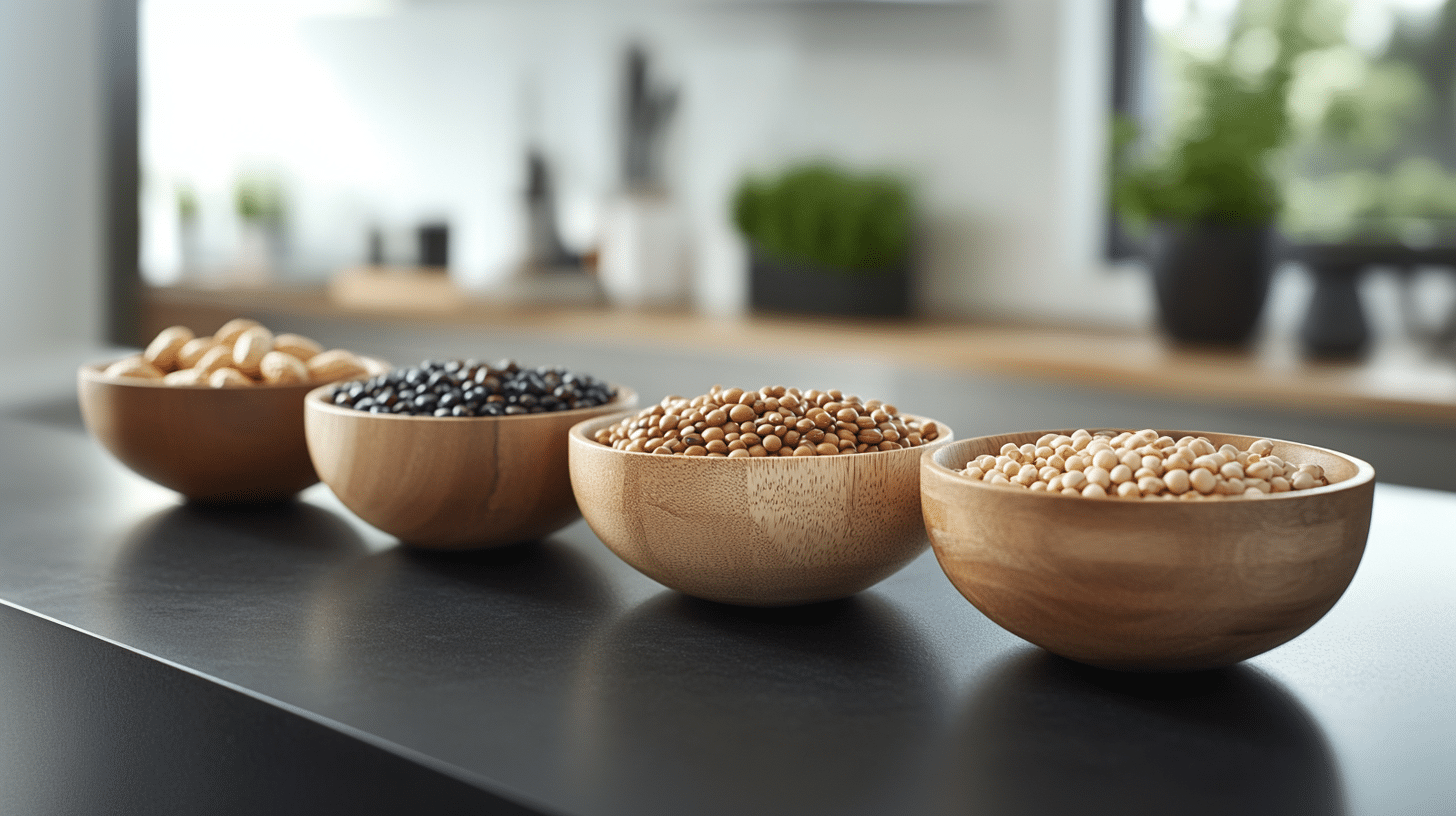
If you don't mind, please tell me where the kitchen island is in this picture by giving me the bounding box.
[1,336,1453,815]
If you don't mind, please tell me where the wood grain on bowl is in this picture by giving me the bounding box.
[921,430,1375,672]
[306,387,637,549]
[569,414,954,607]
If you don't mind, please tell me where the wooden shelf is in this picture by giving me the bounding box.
[141,283,1456,426]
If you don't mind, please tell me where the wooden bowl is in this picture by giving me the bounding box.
[921,430,1376,672]
[305,386,637,549]
[568,415,955,607]
[78,361,323,502]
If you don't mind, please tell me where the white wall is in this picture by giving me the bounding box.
[0,0,105,354]
[142,0,1152,328]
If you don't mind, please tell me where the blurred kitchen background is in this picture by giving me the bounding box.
[5,0,1456,488]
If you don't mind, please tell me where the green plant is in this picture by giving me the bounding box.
[732,162,912,274]
[234,174,286,224]
[177,185,198,223]
[1112,0,1321,228]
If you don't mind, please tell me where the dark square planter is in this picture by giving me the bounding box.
[748,250,912,318]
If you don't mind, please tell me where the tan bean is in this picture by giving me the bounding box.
[193,345,234,377]
[306,349,369,383]
[214,318,261,346]
[272,333,323,362]
[259,351,308,384]
[231,325,275,378]
[104,356,164,381]
[208,367,252,388]
[144,326,195,372]
[162,368,204,386]
[175,336,217,369]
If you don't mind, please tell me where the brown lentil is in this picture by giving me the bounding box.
[594,386,940,457]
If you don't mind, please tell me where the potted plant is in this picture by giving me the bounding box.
[233,173,287,284]
[1111,2,1314,345]
[733,162,913,318]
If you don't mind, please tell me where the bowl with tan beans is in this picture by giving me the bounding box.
[920,429,1376,672]
[305,363,636,550]
[78,319,383,503]
[568,386,953,607]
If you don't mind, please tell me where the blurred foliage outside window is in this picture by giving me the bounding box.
[1119,0,1456,245]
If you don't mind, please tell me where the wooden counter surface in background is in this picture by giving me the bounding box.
[141,283,1456,426]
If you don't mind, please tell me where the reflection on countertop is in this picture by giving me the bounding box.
[945,649,1345,816]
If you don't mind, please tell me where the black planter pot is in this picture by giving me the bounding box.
[1148,222,1277,345]
[749,249,911,318]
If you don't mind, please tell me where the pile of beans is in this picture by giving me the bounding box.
[594,385,940,457]
[331,359,616,417]
[103,318,373,387]
[960,429,1330,499]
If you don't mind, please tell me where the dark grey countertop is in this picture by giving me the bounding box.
[2,333,1454,815]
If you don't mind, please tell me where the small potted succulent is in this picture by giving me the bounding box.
[733,162,914,317]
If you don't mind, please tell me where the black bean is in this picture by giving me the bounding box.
[331,358,614,416]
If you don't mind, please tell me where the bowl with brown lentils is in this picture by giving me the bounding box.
[921,429,1375,672]
[305,360,636,549]
[568,385,952,606]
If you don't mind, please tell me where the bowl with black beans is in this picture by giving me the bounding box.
[305,359,636,549]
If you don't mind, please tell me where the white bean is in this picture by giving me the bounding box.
[959,432,1334,501]
[1164,468,1191,494]
[1190,467,1217,494]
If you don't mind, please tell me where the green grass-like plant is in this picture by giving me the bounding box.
[733,162,911,275]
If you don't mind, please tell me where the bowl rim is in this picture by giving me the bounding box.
[569,411,954,462]
[305,382,639,422]
[924,428,1375,502]
[79,356,390,391]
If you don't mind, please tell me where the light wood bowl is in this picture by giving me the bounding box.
[568,414,955,607]
[305,386,637,549]
[921,430,1376,672]
[78,361,324,502]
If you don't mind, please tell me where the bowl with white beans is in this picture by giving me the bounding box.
[920,429,1375,672]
